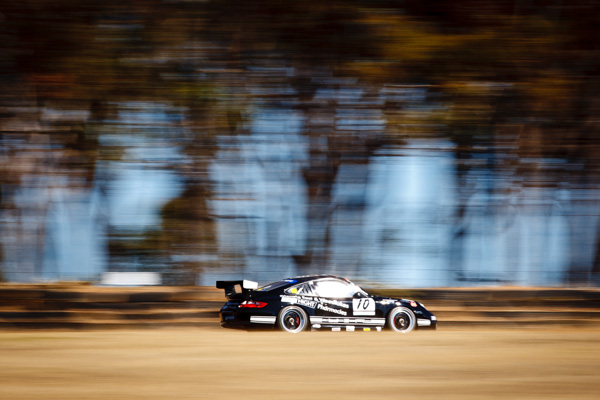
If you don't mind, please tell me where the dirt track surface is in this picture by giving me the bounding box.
[1,326,599,400]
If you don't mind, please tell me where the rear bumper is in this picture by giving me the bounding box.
[220,310,250,327]
[220,308,277,328]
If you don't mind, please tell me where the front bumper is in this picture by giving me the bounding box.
[416,315,437,330]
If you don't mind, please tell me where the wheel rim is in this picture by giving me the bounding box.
[394,312,410,330]
[281,308,305,332]
[389,307,415,333]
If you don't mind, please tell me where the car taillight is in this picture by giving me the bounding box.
[239,301,268,308]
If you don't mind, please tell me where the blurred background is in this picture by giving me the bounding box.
[1,0,599,287]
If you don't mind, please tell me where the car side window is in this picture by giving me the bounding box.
[284,283,315,296]
[312,279,356,298]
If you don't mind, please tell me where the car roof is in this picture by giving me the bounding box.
[257,275,352,293]
[286,274,348,283]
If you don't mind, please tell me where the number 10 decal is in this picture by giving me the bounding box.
[352,298,375,316]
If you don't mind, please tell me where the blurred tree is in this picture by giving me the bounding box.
[1,0,599,284]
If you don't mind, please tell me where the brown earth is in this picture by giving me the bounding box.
[1,326,599,400]
[1,284,599,399]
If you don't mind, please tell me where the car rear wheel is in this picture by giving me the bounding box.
[277,306,308,333]
[388,307,416,333]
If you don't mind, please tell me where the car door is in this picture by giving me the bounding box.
[311,279,355,318]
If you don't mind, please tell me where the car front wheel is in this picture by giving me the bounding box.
[277,306,308,333]
[387,307,416,333]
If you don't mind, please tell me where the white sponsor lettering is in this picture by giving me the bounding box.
[298,298,317,308]
[319,298,350,309]
[317,303,348,316]
[280,295,297,303]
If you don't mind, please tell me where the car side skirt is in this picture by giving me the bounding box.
[310,316,386,326]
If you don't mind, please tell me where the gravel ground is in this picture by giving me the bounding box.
[1,326,599,400]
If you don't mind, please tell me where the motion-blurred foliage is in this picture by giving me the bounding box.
[1,0,599,284]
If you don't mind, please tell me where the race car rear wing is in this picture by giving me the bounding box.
[216,280,258,300]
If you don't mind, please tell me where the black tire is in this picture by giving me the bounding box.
[277,306,308,333]
[387,307,416,333]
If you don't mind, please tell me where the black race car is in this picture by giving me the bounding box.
[216,275,436,333]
